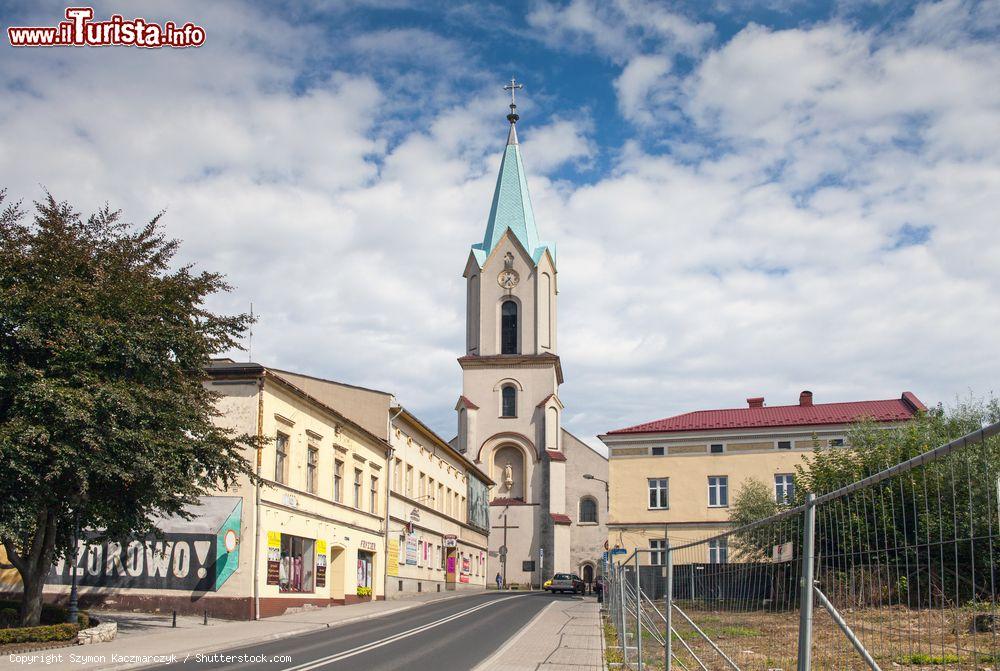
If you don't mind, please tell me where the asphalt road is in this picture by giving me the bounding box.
[164,591,556,671]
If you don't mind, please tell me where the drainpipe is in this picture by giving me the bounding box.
[383,404,404,597]
[253,375,265,620]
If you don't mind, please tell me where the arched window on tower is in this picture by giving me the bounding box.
[501,386,516,418]
[500,300,518,354]
[579,497,598,524]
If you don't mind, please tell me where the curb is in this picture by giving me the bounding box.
[95,591,492,670]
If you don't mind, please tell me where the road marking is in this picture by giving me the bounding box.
[471,599,556,671]
[279,594,528,671]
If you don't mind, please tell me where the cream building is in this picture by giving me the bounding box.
[386,409,490,596]
[0,361,393,619]
[599,391,926,566]
[454,91,608,587]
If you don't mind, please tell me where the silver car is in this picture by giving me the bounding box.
[546,572,584,594]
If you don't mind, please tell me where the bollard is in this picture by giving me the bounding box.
[172,610,177,628]
[203,609,208,626]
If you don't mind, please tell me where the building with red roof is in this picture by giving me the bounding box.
[598,390,925,564]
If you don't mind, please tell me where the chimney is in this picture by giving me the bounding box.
[799,390,813,407]
[746,397,764,408]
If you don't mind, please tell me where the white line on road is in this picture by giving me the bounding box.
[279,594,529,671]
[470,599,556,671]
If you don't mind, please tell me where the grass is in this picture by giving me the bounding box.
[897,652,961,665]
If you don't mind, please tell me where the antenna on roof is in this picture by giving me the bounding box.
[248,300,254,362]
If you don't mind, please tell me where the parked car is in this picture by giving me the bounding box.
[546,573,584,594]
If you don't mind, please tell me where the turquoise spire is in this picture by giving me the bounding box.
[471,79,555,268]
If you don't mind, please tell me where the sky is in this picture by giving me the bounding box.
[1,0,998,450]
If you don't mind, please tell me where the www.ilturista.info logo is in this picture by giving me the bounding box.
[8,7,206,48]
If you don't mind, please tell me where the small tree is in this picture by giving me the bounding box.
[0,191,258,625]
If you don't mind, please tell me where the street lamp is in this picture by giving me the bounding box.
[583,473,609,511]
[66,509,80,624]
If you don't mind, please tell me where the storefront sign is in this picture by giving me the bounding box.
[387,539,400,577]
[443,534,457,548]
[405,536,419,565]
[360,539,378,552]
[266,531,281,586]
[316,540,327,588]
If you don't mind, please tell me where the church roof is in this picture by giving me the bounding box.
[471,117,555,267]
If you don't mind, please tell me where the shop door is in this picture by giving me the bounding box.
[445,549,457,590]
[357,551,374,601]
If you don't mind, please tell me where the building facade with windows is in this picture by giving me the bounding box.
[599,391,926,566]
[386,409,491,596]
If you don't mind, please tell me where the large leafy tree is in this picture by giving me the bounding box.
[0,191,257,625]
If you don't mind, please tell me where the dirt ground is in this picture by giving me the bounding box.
[620,602,1000,671]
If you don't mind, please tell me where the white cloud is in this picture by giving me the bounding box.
[0,0,998,448]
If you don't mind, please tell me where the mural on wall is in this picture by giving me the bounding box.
[467,477,489,532]
[44,496,242,592]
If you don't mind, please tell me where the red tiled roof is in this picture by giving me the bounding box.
[546,449,567,462]
[550,513,572,525]
[608,392,926,435]
[490,497,530,506]
[455,395,479,410]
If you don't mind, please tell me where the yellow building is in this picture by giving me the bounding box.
[599,391,925,566]
[0,361,393,619]
[386,409,491,595]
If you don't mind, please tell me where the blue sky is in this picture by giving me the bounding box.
[1,0,999,447]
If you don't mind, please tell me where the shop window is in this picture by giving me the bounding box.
[357,551,374,598]
[279,534,315,593]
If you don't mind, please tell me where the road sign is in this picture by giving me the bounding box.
[610,548,627,556]
[443,534,457,548]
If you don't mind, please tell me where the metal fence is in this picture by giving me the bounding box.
[603,420,1000,670]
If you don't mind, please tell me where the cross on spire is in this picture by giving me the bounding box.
[504,77,523,125]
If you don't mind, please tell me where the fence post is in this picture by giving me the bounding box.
[619,561,627,665]
[634,552,643,671]
[797,492,816,671]
[665,538,672,671]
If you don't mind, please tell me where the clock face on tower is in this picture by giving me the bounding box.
[498,269,519,289]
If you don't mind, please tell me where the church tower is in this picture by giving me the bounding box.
[455,80,569,584]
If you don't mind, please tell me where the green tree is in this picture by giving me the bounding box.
[0,191,258,625]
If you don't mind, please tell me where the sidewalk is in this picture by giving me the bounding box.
[1,591,482,671]
[474,596,604,671]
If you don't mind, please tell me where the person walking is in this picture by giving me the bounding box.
[495,571,503,591]
[595,575,604,604]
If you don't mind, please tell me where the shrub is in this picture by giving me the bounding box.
[0,623,78,645]
[0,601,89,628]
[0,608,17,629]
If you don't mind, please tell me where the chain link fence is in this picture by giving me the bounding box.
[603,420,1000,670]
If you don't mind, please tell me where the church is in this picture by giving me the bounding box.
[453,84,608,587]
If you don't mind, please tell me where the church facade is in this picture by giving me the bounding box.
[454,93,608,587]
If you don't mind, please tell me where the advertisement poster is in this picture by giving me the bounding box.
[405,535,418,565]
[466,477,489,532]
[460,555,471,584]
[316,539,327,588]
[266,531,281,586]
[387,539,399,577]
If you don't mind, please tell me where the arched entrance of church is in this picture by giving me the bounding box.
[581,563,594,593]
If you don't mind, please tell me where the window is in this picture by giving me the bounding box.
[710,443,724,454]
[437,483,444,511]
[501,385,516,417]
[652,446,665,456]
[306,446,318,494]
[579,497,598,524]
[830,438,845,447]
[279,534,315,593]
[333,459,343,502]
[393,458,402,491]
[708,476,728,507]
[775,474,795,504]
[709,538,728,564]
[274,432,289,484]
[419,472,426,499]
[370,476,379,514]
[777,440,792,450]
[428,477,435,506]
[500,300,518,354]
[353,469,363,508]
[397,534,406,565]
[648,478,669,509]
[650,539,666,565]
[406,465,413,498]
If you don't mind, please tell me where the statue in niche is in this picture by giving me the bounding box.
[504,252,514,269]
[503,461,514,492]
